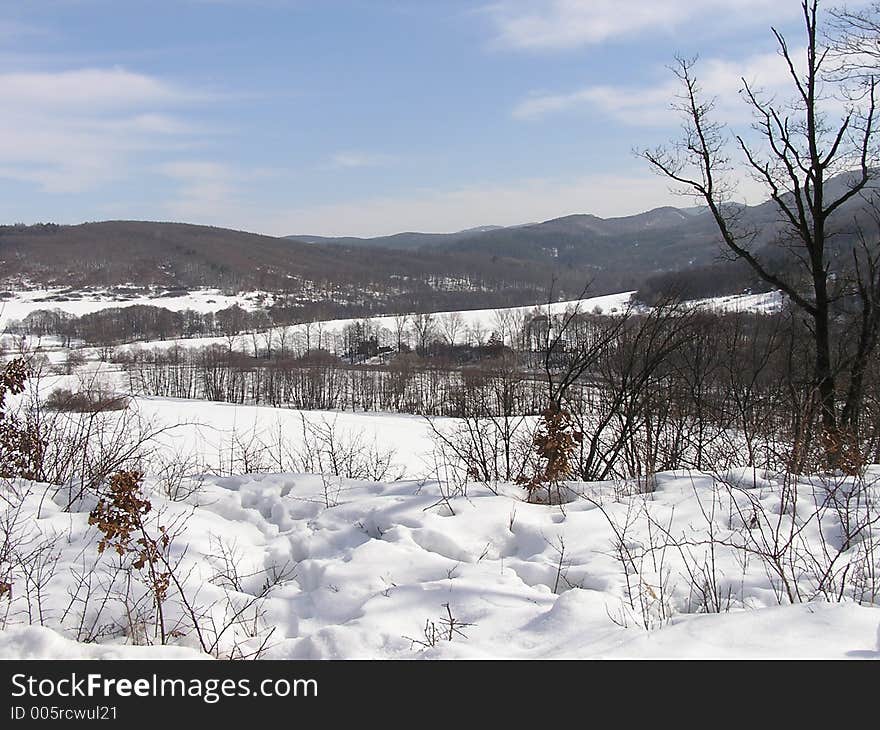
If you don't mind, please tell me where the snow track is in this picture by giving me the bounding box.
[3,468,879,659]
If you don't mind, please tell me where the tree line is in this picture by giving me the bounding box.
[103,303,880,484]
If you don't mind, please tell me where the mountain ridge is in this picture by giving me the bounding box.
[2,171,876,317]
[285,172,878,289]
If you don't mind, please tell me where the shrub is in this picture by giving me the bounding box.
[44,388,129,413]
[0,358,43,480]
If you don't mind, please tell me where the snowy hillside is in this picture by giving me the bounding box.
[4,281,875,661]
[0,287,273,329]
[0,288,787,359]
[2,467,879,659]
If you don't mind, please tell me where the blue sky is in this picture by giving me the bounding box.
[0,1,836,236]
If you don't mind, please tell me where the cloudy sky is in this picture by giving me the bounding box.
[0,0,846,236]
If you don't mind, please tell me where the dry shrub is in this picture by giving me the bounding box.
[88,470,172,643]
[44,387,129,413]
[518,405,582,503]
[0,358,43,480]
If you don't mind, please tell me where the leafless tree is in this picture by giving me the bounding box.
[390,314,409,353]
[439,312,464,346]
[410,312,436,355]
[466,321,488,347]
[642,0,880,472]
[828,2,880,78]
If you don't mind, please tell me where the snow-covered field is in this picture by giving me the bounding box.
[349,290,636,332]
[137,397,438,479]
[1,288,784,356]
[688,290,785,314]
[2,467,879,659]
[7,284,870,662]
[0,287,274,329]
[101,291,637,354]
[2,375,879,658]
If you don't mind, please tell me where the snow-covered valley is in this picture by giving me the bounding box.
[1,286,877,661]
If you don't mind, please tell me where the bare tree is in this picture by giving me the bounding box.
[828,2,880,78]
[492,309,516,348]
[439,312,464,347]
[467,321,488,347]
[410,312,436,355]
[642,0,880,472]
[392,314,410,353]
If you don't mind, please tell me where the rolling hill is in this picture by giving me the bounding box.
[3,171,875,319]
[290,171,880,303]
[0,220,604,316]
[289,205,725,270]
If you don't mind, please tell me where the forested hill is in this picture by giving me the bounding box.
[290,171,880,303]
[0,220,618,314]
[4,169,875,314]
[289,206,719,271]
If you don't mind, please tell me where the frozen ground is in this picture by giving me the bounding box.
[687,290,785,314]
[5,285,866,661]
[98,289,783,357]
[137,396,440,479]
[103,291,637,354]
[1,289,784,357]
[0,287,274,329]
[1,466,878,659]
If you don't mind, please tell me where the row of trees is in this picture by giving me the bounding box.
[12,0,880,486]
[112,302,880,485]
[8,304,282,349]
[116,346,545,417]
[5,302,549,362]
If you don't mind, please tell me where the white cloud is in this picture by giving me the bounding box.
[157,160,285,223]
[513,49,802,125]
[0,68,192,110]
[486,0,794,50]
[159,161,230,180]
[256,172,770,238]
[0,67,205,193]
[157,161,238,220]
[328,151,396,169]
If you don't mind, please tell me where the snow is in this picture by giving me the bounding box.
[89,288,785,361]
[688,290,785,314]
[2,288,787,359]
[99,291,637,354]
[135,397,437,479]
[0,287,272,329]
[5,283,871,661]
[0,626,205,660]
[0,287,787,342]
[2,465,879,659]
[599,602,880,658]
